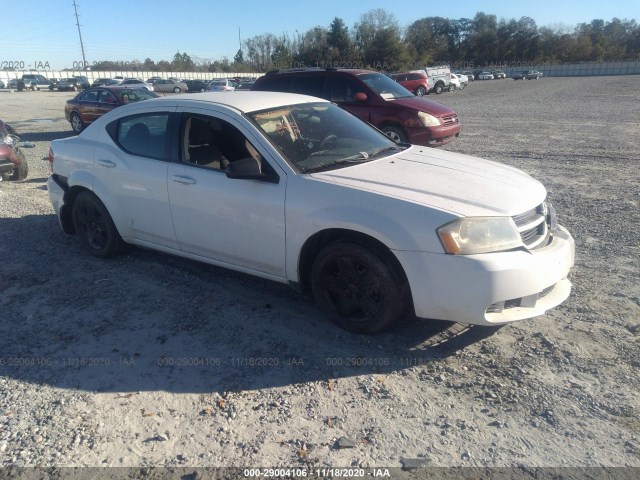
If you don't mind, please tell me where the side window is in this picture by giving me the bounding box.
[291,76,326,98]
[331,76,364,103]
[180,114,276,177]
[115,114,171,160]
[98,90,116,104]
[84,90,99,102]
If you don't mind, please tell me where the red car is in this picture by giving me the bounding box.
[252,68,460,146]
[65,86,158,133]
[390,71,431,96]
[0,119,28,181]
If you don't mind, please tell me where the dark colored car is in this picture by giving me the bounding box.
[513,70,543,80]
[390,71,430,96]
[92,78,120,87]
[251,68,460,146]
[20,74,52,91]
[185,79,210,92]
[55,76,90,92]
[235,81,255,90]
[65,86,158,133]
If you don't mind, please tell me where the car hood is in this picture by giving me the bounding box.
[310,147,546,217]
[390,96,456,117]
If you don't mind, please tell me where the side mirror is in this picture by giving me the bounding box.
[226,157,279,184]
[354,92,368,102]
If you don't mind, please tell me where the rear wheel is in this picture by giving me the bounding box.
[173,87,181,93]
[311,242,406,333]
[71,191,123,258]
[415,86,427,96]
[449,84,457,92]
[70,112,84,134]
[434,83,444,94]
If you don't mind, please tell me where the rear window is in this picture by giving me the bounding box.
[253,76,293,92]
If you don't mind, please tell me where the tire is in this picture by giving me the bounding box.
[449,84,457,92]
[415,86,427,96]
[173,87,181,93]
[459,83,466,90]
[381,125,408,144]
[434,83,444,94]
[200,88,205,93]
[71,191,123,258]
[310,242,406,333]
[9,150,28,181]
[70,112,84,134]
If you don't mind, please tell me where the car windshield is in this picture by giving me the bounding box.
[249,102,404,173]
[357,72,414,100]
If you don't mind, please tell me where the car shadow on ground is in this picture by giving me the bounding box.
[18,130,76,142]
[0,214,502,394]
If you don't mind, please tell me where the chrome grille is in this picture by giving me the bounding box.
[512,203,552,250]
[442,114,459,126]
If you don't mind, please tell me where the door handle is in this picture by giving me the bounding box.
[97,159,116,168]
[171,175,196,185]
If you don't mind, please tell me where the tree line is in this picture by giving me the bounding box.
[90,9,640,73]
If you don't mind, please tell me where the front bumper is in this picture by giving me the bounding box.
[394,225,575,326]
[408,123,461,147]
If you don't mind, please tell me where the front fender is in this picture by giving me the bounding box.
[284,176,453,281]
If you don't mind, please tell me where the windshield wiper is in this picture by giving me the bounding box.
[368,145,403,158]
[303,153,372,173]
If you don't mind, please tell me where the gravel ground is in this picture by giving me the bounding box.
[0,77,638,472]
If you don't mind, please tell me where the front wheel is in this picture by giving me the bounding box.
[173,87,181,93]
[434,83,444,94]
[9,150,28,181]
[381,125,407,144]
[71,191,123,258]
[311,242,406,333]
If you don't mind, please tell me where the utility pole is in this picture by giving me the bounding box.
[73,0,88,70]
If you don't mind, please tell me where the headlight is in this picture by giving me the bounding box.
[437,217,523,255]
[418,111,442,127]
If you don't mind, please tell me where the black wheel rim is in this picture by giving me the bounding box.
[76,200,108,251]
[320,255,382,321]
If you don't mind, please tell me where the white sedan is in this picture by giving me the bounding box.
[47,91,574,333]
[478,71,495,80]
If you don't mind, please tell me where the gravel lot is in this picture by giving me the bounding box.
[0,77,639,473]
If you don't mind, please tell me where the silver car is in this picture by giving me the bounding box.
[207,79,236,92]
[152,79,187,93]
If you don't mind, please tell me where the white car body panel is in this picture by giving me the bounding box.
[47,91,575,327]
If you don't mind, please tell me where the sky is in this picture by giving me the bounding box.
[1,0,638,71]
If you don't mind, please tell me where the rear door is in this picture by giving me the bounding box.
[93,108,179,248]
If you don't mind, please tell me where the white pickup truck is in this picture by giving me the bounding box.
[412,66,451,94]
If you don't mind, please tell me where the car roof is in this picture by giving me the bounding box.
[144,91,329,113]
